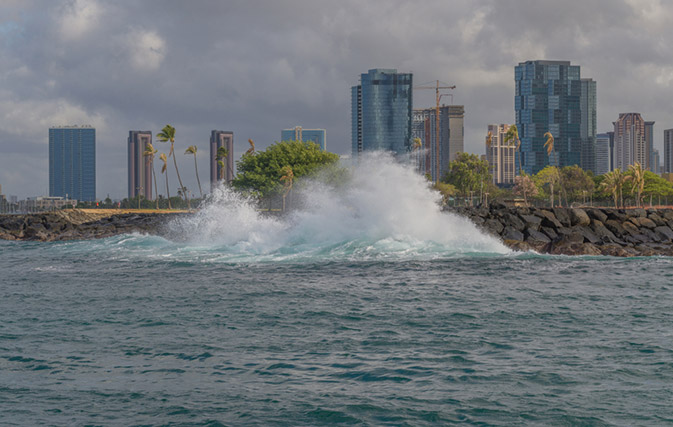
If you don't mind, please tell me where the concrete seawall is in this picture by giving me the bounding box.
[448,203,673,257]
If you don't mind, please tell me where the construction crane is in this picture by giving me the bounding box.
[414,81,456,184]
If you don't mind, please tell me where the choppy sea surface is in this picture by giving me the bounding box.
[2,156,673,425]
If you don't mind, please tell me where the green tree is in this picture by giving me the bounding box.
[144,143,160,210]
[279,165,294,211]
[513,173,538,206]
[184,145,203,198]
[442,152,491,204]
[600,169,628,208]
[433,182,457,205]
[626,162,645,208]
[534,165,561,207]
[232,140,339,198]
[157,124,187,204]
[642,170,673,206]
[560,165,594,205]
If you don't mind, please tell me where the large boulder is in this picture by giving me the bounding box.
[502,226,524,242]
[647,213,666,226]
[503,213,526,231]
[534,209,563,229]
[587,208,608,223]
[520,214,542,231]
[569,208,591,226]
[630,216,656,229]
[552,208,572,227]
[654,226,673,242]
[482,219,504,235]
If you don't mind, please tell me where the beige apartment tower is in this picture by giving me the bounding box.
[485,124,516,185]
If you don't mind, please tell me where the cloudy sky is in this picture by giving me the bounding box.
[1,0,672,199]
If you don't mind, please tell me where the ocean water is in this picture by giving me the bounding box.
[2,155,673,425]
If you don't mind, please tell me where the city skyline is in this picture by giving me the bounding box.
[3,1,673,198]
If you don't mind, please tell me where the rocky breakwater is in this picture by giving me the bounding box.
[0,210,189,242]
[449,204,673,257]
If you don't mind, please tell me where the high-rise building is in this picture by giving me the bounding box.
[49,125,96,201]
[580,78,597,172]
[652,149,661,174]
[664,129,673,173]
[515,60,583,175]
[351,68,412,158]
[485,124,516,185]
[210,130,234,189]
[645,121,655,170]
[412,105,464,181]
[127,131,153,200]
[613,113,650,171]
[607,131,615,171]
[595,133,611,175]
[281,126,327,151]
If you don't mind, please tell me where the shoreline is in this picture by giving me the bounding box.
[448,204,673,257]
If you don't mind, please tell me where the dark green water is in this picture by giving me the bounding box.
[1,236,673,425]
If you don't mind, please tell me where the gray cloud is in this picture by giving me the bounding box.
[1,0,673,198]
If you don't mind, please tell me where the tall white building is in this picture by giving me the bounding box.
[613,113,651,171]
[412,105,465,182]
[485,124,516,185]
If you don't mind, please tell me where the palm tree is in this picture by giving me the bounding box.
[159,153,172,210]
[143,143,160,210]
[544,131,555,166]
[246,139,255,156]
[156,124,188,204]
[485,131,493,147]
[601,169,628,208]
[279,165,294,212]
[627,162,645,208]
[184,145,203,198]
[504,124,521,174]
[216,146,229,182]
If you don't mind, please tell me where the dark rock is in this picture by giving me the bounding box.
[540,226,558,240]
[622,221,641,236]
[627,208,647,218]
[483,219,504,235]
[569,208,591,226]
[600,243,634,257]
[551,241,602,256]
[575,225,601,244]
[590,220,619,244]
[502,226,524,242]
[535,209,563,229]
[552,208,572,227]
[587,208,608,223]
[631,216,656,229]
[654,226,673,242]
[604,219,627,237]
[526,228,551,243]
[555,232,584,245]
[606,210,627,222]
[647,213,666,226]
[660,210,673,221]
[503,213,526,231]
[520,214,542,231]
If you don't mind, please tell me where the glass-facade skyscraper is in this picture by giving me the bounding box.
[515,60,582,175]
[352,69,412,158]
[580,78,597,173]
[49,126,96,201]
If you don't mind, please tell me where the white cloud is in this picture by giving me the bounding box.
[58,0,101,40]
[127,30,166,71]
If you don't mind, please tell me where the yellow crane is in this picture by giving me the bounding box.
[414,81,456,184]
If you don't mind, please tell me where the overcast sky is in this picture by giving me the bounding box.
[1,0,672,199]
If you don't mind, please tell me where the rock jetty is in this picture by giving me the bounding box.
[449,203,673,257]
[0,210,189,242]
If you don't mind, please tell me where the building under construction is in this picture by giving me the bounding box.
[412,105,464,182]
